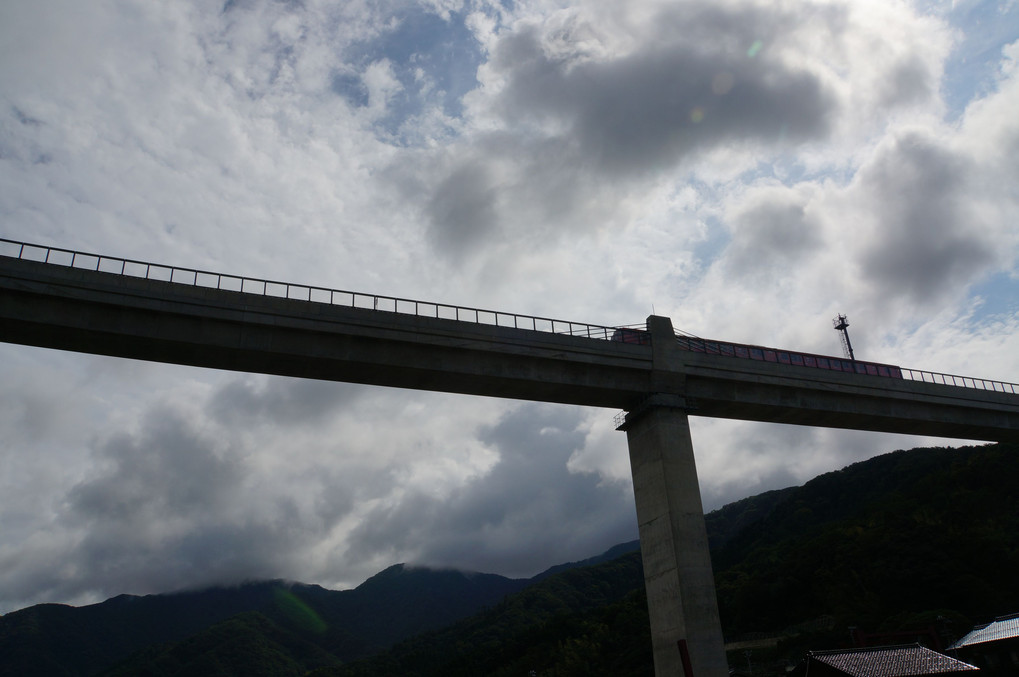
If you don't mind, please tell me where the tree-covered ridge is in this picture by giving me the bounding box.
[2,442,1016,676]
[313,552,649,677]
[704,487,797,552]
[0,584,287,677]
[714,443,1019,634]
[317,443,1019,676]
[0,569,529,677]
[100,612,336,677]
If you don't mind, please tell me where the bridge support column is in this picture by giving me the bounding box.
[623,398,728,677]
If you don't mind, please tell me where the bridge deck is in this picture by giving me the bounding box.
[2,250,1018,442]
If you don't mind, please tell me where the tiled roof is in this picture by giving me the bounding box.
[949,613,1019,650]
[808,644,979,677]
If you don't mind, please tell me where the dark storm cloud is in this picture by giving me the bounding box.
[420,1,840,259]
[721,192,823,285]
[53,403,355,600]
[209,375,364,426]
[425,161,499,257]
[345,404,637,577]
[487,6,836,178]
[857,132,997,307]
[69,407,242,522]
[57,407,274,595]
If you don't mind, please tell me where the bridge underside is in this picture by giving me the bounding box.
[0,297,648,410]
[2,255,1019,442]
[681,359,1019,441]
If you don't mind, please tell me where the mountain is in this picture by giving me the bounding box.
[310,549,650,677]
[704,487,797,551]
[0,584,289,677]
[3,442,1017,676]
[530,539,640,581]
[713,443,1019,634]
[0,567,531,677]
[314,443,1019,676]
[100,611,339,677]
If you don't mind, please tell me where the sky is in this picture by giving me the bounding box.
[1,0,1017,614]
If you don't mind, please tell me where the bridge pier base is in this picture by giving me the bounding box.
[623,400,728,677]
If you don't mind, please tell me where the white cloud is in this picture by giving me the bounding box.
[1,0,1017,612]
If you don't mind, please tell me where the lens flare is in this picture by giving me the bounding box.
[712,72,735,95]
[274,587,328,635]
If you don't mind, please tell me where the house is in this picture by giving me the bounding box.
[948,613,1019,675]
[803,644,979,677]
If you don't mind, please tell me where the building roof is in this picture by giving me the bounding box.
[807,644,979,677]
[949,613,1019,650]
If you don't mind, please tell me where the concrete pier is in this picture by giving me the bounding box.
[624,400,727,677]
[619,315,728,677]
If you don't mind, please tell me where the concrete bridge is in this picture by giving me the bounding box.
[3,239,1018,677]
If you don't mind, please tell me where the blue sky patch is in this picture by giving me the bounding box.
[941,0,1018,119]
[336,6,486,139]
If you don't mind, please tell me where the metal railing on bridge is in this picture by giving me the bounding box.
[0,238,635,343]
[674,334,1019,395]
[3,237,1013,395]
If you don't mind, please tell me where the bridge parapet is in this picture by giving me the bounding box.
[673,332,1019,395]
[3,237,1017,436]
[0,238,636,343]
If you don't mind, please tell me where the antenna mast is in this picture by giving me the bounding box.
[833,313,855,360]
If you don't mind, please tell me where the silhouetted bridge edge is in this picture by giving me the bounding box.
[2,238,1018,442]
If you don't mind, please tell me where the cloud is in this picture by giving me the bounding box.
[719,183,824,288]
[695,40,1019,338]
[2,383,375,606]
[854,131,997,307]
[336,3,485,134]
[425,160,500,257]
[1,1,1018,615]
[688,417,948,512]
[344,403,637,577]
[69,407,243,523]
[57,403,315,598]
[404,0,955,265]
[209,375,365,427]
[483,10,834,178]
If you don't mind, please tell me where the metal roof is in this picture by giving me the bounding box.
[808,644,979,677]
[949,613,1019,650]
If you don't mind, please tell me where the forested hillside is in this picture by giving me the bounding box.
[325,443,1019,677]
[713,443,1019,634]
[0,568,531,676]
[2,442,1016,677]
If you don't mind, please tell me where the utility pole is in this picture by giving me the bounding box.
[833,314,855,360]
